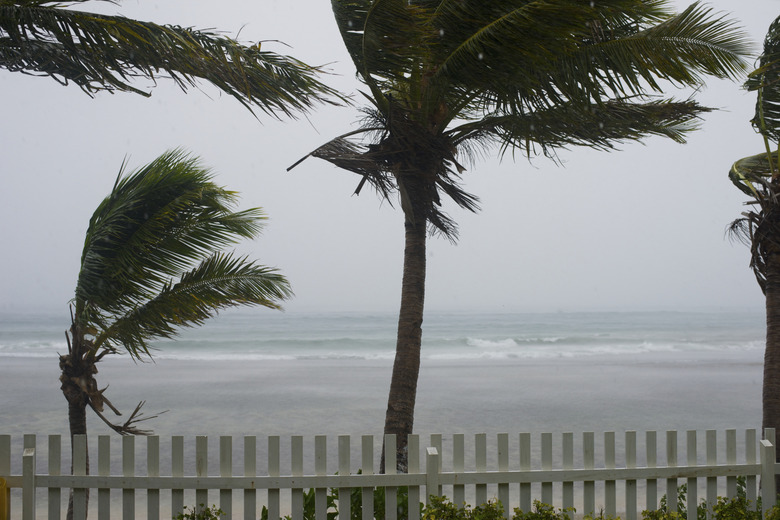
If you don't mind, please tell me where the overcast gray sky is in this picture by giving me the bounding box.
[0,0,775,314]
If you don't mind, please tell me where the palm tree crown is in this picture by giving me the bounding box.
[62,149,292,434]
[1,0,342,117]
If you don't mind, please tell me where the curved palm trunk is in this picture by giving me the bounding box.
[60,345,91,520]
[382,218,427,474]
[764,238,780,495]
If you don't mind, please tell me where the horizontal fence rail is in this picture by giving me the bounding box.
[0,429,776,520]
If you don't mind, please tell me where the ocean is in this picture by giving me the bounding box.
[0,309,766,438]
[0,309,768,517]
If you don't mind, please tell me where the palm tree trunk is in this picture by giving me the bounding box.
[382,218,427,474]
[61,355,90,520]
[764,240,780,495]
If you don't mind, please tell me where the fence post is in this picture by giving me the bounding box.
[426,447,440,506]
[22,448,35,520]
[762,439,776,516]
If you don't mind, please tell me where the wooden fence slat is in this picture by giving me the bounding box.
[268,436,280,520]
[22,446,35,520]
[605,432,616,518]
[196,436,208,513]
[666,431,678,513]
[583,432,595,517]
[291,435,304,520]
[220,436,233,519]
[1,435,9,520]
[498,433,509,519]
[47,435,61,520]
[98,435,110,520]
[123,435,135,520]
[244,436,256,520]
[686,431,697,520]
[519,433,531,513]
[706,429,717,518]
[148,436,160,520]
[361,435,374,520]
[408,434,421,520]
[73,434,87,520]
[384,435,398,520]
[338,435,351,520]
[746,429,757,506]
[475,434,487,507]
[626,431,637,520]
[542,433,553,506]
[646,431,657,512]
[453,434,465,507]
[727,429,737,498]
[172,436,184,517]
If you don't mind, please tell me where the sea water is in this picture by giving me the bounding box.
[0,309,764,362]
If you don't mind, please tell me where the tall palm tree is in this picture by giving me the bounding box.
[1,0,341,117]
[290,0,751,472]
[60,149,292,517]
[728,15,780,444]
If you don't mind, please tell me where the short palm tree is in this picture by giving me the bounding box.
[728,15,780,441]
[61,149,292,481]
[1,0,340,117]
[291,0,751,472]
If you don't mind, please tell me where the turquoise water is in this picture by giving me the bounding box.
[0,309,766,362]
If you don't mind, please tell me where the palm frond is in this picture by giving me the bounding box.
[0,2,343,116]
[75,150,269,330]
[450,97,711,160]
[746,15,780,142]
[729,151,780,198]
[93,252,292,358]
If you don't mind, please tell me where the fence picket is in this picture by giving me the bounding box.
[408,434,421,520]
[338,435,351,520]
[666,431,678,513]
[562,433,573,517]
[98,436,110,520]
[746,429,757,505]
[605,432,616,518]
[583,432,595,517]
[123,436,135,520]
[475,434,487,507]
[384,435,397,520]
[291,436,304,520]
[646,431,657,512]
[47,435,61,520]
[541,433,552,506]
[519,433,531,513]
[267,436,280,520]
[220,436,233,519]
[498,433,509,518]
[361,435,373,520]
[453,434,465,507]
[727,430,737,498]
[686,431,697,520]
[72,434,87,520]
[625,432,637,520]
[706,430,717,518]
[172,436,184,517]
[148,436,160,520]
[244,436,257,520]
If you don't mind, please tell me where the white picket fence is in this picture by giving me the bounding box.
[1,429,777,520]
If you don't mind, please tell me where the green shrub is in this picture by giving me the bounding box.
[173,504,225,520]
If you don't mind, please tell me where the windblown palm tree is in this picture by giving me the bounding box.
[290,0,751,472]
[1,0,340,117]
[60,150,292,517]
[729,15,780,443]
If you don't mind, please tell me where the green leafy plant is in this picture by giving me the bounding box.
[174,504,225,520]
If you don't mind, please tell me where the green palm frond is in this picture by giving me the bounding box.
[75,150,289,350]
[93,252,292,359]
[0,1,342,116]
[450,97,711,159]
[746,15,780,143]
[729,151,780,198]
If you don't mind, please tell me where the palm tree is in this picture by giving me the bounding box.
[60,149,292,517]
[728,15,780,444]
[290,0,751,472]
[1,0,341,117]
